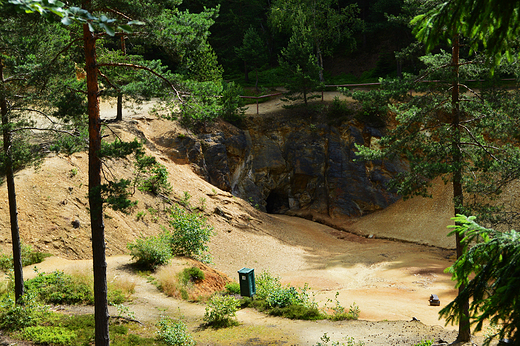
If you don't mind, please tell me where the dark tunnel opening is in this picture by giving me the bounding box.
[265,189,290,214]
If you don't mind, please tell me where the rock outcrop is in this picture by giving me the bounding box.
[164,111,405,218]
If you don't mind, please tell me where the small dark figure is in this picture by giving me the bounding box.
[429,294,440,306]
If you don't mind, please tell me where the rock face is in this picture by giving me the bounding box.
[167,111,405,218]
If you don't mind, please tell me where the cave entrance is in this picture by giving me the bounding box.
[265,189,289,214]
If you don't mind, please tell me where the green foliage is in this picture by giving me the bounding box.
[99,179,138,212]
[314,333,365,346]
[25,270,94,305]
[19,326,77,346]
[252,271,323,320]
[156,316,195,346]
[49,125,89,155]
[135,154,172,195]
[343,75,414,128]
[0,291,50,331]
[165,205,214,262]
[219,81,246,123]
[327,96,353,122]
[411,0,520,66]
[0,243,51,272]
[440,215,520,345]
[278,23,321,105]
[127,233,172,270]
[225,282,240,295]
[325,292,360,321]
[203,294,240,328]
[0,134,41,176]
[412,340,433,346]
[181,267,205,284]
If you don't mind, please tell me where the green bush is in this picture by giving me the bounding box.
[0,291,50,331]
[127,233,172,270]
[0,243,51,272]
[325,293,360,321]
[225,282,240,295]
[135,154,172,195]
[25,270,94,305]
[156,317,195,346]
[269,304,322,320]
[314,333,365,346]
[165,206,214,263]
[203,294,240,328]
[181,267,205,284]
[20,326,77,346]
[49,125,89,155]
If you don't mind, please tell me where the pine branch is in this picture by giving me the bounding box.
[96,62,183,103]
[11,107,58,125]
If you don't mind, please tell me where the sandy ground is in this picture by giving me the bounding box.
[0,93,495,345]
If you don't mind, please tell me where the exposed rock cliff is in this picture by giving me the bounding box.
[164,109,406,219]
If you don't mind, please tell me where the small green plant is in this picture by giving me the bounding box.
[203,295,240,328]
[135,154,172,195]
[180,191,191,208]
[127,233,172,270]
[113,304,136,320]
[181,267,205,284]
[0,291,50,331]
[314,333,365,346]
[325,292,360,321]
[19,326,77,346]
[413,340,433,346]
[198,197,206,211]
[225,282,240,295]
[69,168,78,177]
[135,210,146,221]
[156,316,195,346]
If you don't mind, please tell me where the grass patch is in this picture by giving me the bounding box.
[155,265,209,302]
[11,313,166,346]
[24,269,133,306]
[0,243,52,272]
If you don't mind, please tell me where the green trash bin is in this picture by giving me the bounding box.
[238,267,256,297]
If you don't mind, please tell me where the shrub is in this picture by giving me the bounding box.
[49,125,88,155]
[0,243,51,272]
[325,292,360,321]
[165,206,214,262]
[25,270,94,305]
[225,282,240,295]
[203,295,240,328]
[127,233,172,270]
[135,154,172,195]
[0,291,50,331]
[156,317,195,346]
[19,326,77,346]
[181,267,205,284]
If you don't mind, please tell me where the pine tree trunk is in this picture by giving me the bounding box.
[451,34,471,343]
[83,19,110,346]
[0,61,24,304]
[116,93,123,121]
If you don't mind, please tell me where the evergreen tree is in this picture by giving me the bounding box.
[441,215,520,345]
[235,26,268,89]
[354,48,520,343]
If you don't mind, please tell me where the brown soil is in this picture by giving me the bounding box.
[0,94,495,345]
